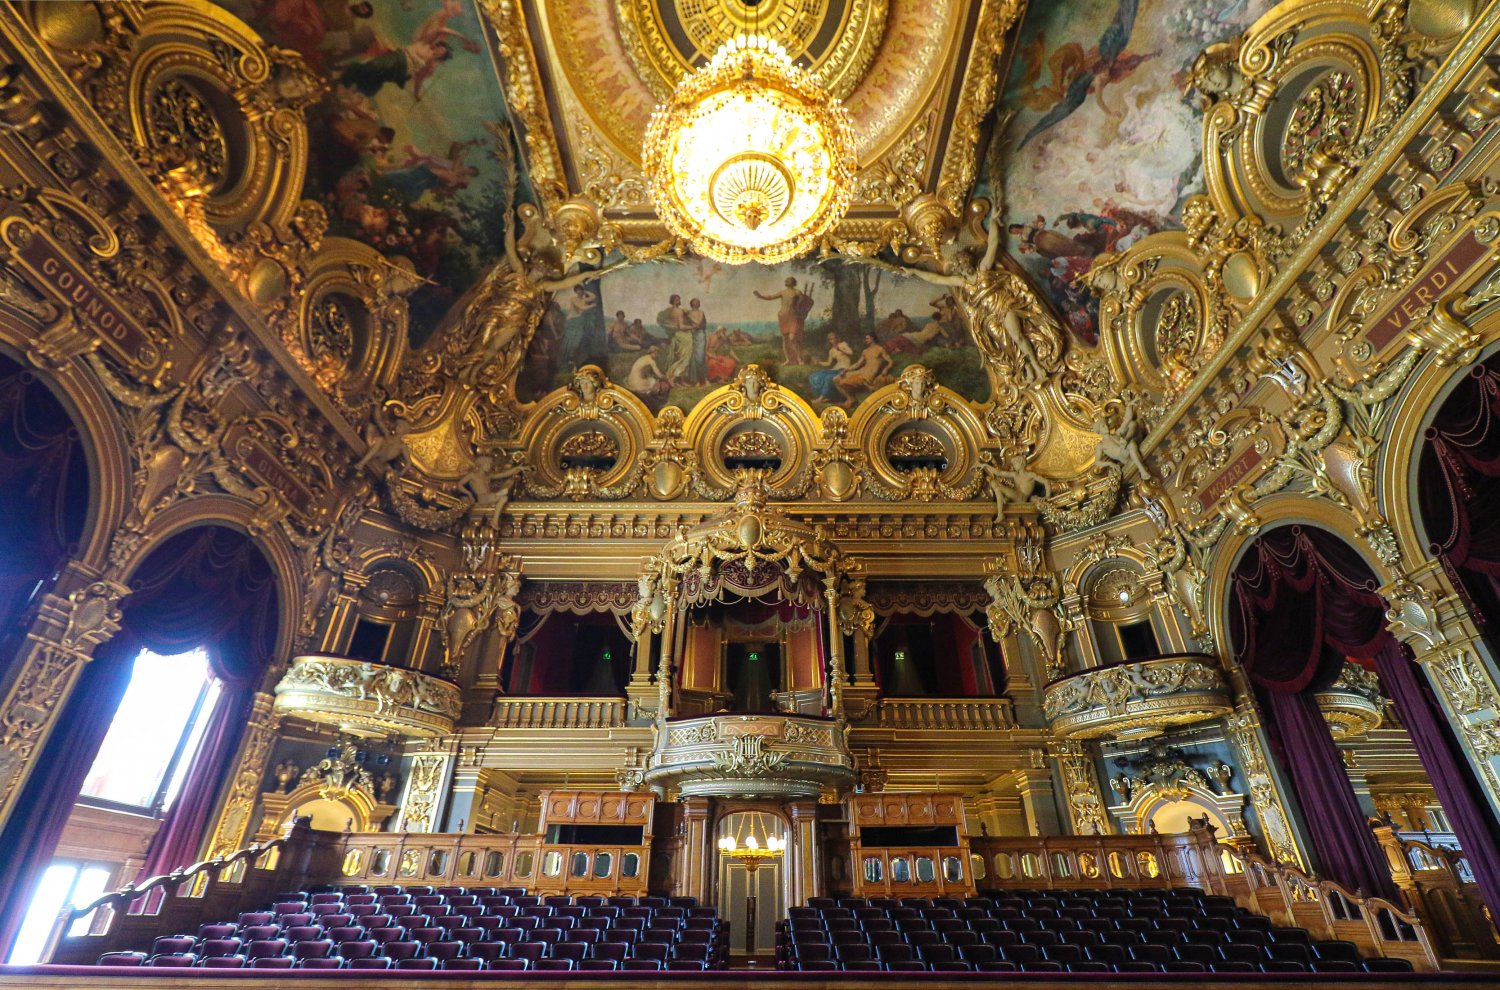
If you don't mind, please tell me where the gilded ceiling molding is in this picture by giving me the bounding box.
[1139,0,1500,453]
[480,0,569,209]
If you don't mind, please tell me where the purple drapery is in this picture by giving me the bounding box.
[0,364,87,663]
[0,638,134,956]
[1260,688,1400,901]
[1230,526,1398,900]
[0,527,276,958]
[1420,359,1500,647]
[1374,638,1500,916]
[1230,526,1390,691]
[128,528,277,883]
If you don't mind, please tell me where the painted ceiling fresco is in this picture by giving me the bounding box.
[515,260,991,412]
[216,0,516,339]
[999,0,1275,345]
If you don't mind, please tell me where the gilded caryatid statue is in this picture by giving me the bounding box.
[871,206,1065,388]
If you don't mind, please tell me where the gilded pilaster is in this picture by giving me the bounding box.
[1048,740,1110,836]
[1382,563,1500,817]
[1224,706,1308,869]
[204,692,280,858]
[397,740,458,833]
[0,566,127,829]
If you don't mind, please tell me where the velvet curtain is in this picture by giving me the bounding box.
[129,528,277,882]
[0,638,134,956]
[1419,359,1500,643]
[0,527,277,958]
[1231,526,1397,900]
[1373,638,1500,916]
[0,365,88,665]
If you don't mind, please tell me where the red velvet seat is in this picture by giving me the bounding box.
[395,957,438,969]
[489,958,530,971]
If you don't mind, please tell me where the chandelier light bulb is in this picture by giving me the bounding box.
[745,834,760,850]
[642,33,856,265]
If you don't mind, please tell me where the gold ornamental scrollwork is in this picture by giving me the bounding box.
[616,0,888,103]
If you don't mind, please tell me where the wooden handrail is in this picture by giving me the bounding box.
[69,837,287,920]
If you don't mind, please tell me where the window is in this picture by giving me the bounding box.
[8,862,112,964]
[78,649,219,815]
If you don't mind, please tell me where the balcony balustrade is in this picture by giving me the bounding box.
[273,655,461,738]
[1042,653,1232,740]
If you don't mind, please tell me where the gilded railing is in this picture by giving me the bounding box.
[273,655,460,738]
[970,828,1232,894]
[491,696,627,729]
[877,697,1015,730]
[1042,654,1232,740]
[645,713,856,799]
[1224,837,1442,970]
[1314,662,1385,738]
[333,831,649,897]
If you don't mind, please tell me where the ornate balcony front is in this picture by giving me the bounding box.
[1043,655,1232,741]
[274,655,461,738]
[1315,663,1384,738]
[642,714,856,799]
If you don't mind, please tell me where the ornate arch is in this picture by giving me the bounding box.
[0,323,133,572]
[116,494,305,680]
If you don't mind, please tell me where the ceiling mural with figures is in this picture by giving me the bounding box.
[514,259,990,410]
[216,0,521,339]
[998,0,1276,346]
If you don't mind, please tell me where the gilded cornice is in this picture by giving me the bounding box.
[0,4,363,450]
[1141,1,1500,454]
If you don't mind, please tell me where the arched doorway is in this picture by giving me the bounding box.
[1230,525,1500,915]
[0,355,90,664]
[0,525,280,960]
[715,810,788,957]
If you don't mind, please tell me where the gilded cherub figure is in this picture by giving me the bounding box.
[979,453,1050,521]
[460,455,525,528]
[354,415,412,473]
[1091,401,1152,480]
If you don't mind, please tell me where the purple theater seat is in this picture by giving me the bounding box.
[199,956,246,968]
[443,958,483,970]
[197,924,237,940]
[389,957,436,970]
[534,958,575,971]
[509,942,546,963]
[489,958,530,971]
[282,925,324,943]
[246,939,288,959]
[296,957,344,969]
[580,958,619,971]
[423,941,463,961]
[238,912,274,927]
[199,938,242,959]
[632,941,669,962]
[383,941,420,960]
[248,957,294,968]
[146,954,196,967]
[592,941,629,963]
[292,939,335,960]
[623,959,662,971]
[347,957,393,969]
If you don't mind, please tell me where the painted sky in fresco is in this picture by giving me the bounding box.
[216,0,515,340]
[515,259,991,412]
[1000,0,1274,345]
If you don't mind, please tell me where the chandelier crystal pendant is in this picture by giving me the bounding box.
[642,33,856,266]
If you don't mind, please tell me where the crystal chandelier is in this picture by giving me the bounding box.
[642,32,856,266]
